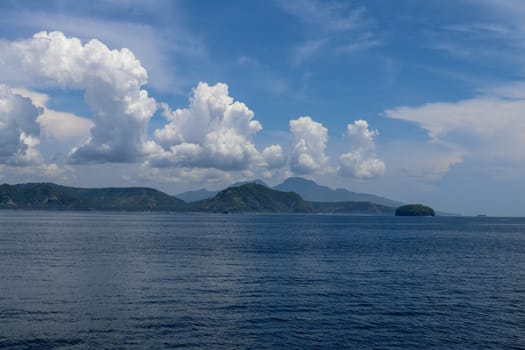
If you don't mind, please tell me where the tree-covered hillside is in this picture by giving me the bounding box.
[0,183,187,211]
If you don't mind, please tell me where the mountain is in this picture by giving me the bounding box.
[230,179,268,187]
[177,179,268,202]
[177,188,218,203]
[196,183,311,213]
[0,182,395,215]
[197,183,394,215]
[0,183,187,211]
[273,177,403,207]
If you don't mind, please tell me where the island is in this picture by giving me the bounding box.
[395,204,435,216]
[0,182,395,215]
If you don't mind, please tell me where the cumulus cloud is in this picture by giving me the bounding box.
[140,165,235,187]
[289,116,329,174]
[346,119,378,150]
[2,31,156,163]
[339,153,385,179]
[12,88,93,144]
[338,120,385,179]
[0,85,42,165]
[151,82,285,172]
[261,144,287,169]
[0,3,209,93]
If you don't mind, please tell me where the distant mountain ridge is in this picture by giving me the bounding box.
[177,177,403,207]
[231,179,268,188]
[176,188,218,203]
[273,177,403,207]
[176,179,267,202]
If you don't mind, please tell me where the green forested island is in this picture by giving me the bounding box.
[0,182,395,215]
[0,183,187,211]
[395,204,435,216]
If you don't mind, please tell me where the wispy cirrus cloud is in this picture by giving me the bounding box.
[277,0,379,64]
[385,82,525,167]
[278,0,365,32]
[422,1,525,73]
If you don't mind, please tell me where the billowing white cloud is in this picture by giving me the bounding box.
[151,82,285,172]
[346,119,379,151]
[1,31,156,163]
[140,165,235,187]
[339,153,385,178]
[0,3,208,93]
[12,88,93,143]
[338,120,385,179]
[289,116,329,174]
[0,85,42,165]
[261,144,287,169]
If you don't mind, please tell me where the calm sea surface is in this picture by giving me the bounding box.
[0,212,524,349]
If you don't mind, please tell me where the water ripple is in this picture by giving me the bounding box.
[1,213,525,349]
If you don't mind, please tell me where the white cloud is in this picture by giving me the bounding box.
[261,144,287,169]
[384,88,525,162]
[0,5,207,93]
[0,85,42,166]
[289,116,329,175]
[39,111,93,144]
[12,88,93,143]
[338,120,385,179]
[346,119,378,150]
[1,31,157,164]
[339,153,385,179]
[140,165,235,188]
[151,82,285,172]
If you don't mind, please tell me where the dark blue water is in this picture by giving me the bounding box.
[1,212,524,349]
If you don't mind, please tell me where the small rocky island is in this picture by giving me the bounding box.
[395,204,435,216]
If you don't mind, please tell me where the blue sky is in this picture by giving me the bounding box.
[0,0,524,215]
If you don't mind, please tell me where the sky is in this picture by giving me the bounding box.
[0,0,524,216]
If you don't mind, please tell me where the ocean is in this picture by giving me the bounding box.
[0,212,524,349]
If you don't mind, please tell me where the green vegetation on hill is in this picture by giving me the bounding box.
[197,183,395,215]
[0,183,187,211]
[0,182,396,215]
[395,204,435,216]
[310,201,395,215]
[197,183,311,213]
